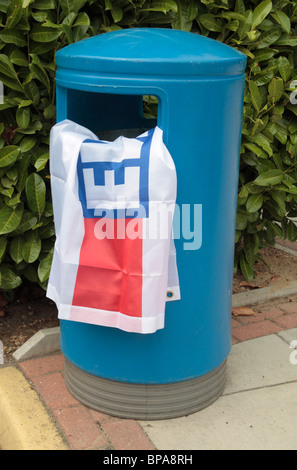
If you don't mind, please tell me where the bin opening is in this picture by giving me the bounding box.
[66,89,159,140]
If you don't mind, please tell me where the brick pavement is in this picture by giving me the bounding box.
[15,292,297,450]
[232,297,297,343]
[19,354,156,451]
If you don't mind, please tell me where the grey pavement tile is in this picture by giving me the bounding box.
[277,328,297,346]
[224,334,297,395]
[140,382,297,450]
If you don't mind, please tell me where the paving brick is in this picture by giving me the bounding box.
[89,408,114,424]
[53,405,109,450]
[272,313,297,330]
[101,418,155,450]
[234,312,265,325]
[32,372,79,409]
[235,308,285,325]
[278,302,297,314]
[231,320,283,342]
[231,318,241,328]
[258,308,285,318]
[20,354,64,378]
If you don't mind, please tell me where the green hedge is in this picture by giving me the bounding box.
[0,0,296,292]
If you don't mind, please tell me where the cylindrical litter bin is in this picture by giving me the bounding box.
[54,28,246,419]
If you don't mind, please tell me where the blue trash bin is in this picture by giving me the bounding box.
[54,28,246,419]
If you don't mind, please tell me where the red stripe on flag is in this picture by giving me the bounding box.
[72,218,143,317]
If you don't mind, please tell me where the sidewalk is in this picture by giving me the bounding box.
[0,241,297,450]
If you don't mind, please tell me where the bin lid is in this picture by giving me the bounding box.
[56,28,246,77]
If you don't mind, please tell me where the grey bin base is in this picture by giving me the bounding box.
[64,358,227,420]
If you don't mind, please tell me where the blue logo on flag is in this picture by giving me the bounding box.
[77,131,153,219]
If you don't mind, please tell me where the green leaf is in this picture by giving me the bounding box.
[254,169,283,186]
[249,80,261,114]
[251,0,272,30]
[5,0,23,29]
[236,211,248,230]
[73,12,90,27]
[0,236,7,260]
[271,10,291,34]
[252,48,274,62]
[143,0,178,14]
[9,235,24,264]
[30,41,57,55]
[287,220,297,242]
[104,0,112,9]
[287,103,297,117]
[16,107,30,129]
[275,36,297,47]
[268,77,284,103]
[0,0,10,13]
[0,204,23,235]
[10,49,28,67]
[246,133,273,157]
[25,173,46,218]
[246,193,264,213]
[268,221,284,240]
[34,153,49,172]
[172,0,193,31]
[110,6,123,23]
[17,120,42,135]
[235,0,245,15]
[199,13,223,32]
[256,27,281,49]
[22,231,41,263]
[20,136,37,153]
[38,220,55,239]
[244,142,267,158]
[0,29,26,47]
[15,156,29,193]
[0,54,18,78]
[221,11,246,22]
[59,0,88,15]
[23,81,40,106]
[12,211,37,235]
[270,191,286,217]
[22,0,34,7]
[6,168,18,184]
[0,72,23,92]
[277,57,292,83]
[238,10,252,39]
[29,63,50,91]
[38,250,53,282]
[0,265,22,289]
[62,12,76,26]
[0,146,20,167]
[253,70,274,87]
[31,0,55,9]
[240,254,254,282]
[244,234,258,266]
[43,104,55,119]
[61,23,72,44]
[30,25,62,43]
[238,185,249,198]
[22,264,38,283]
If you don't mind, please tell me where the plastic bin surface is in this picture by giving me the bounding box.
[55,28,246,384]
